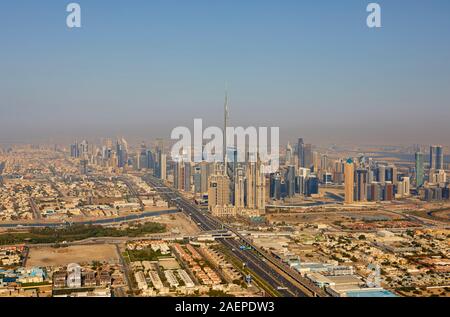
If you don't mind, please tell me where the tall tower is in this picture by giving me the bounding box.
[304,144,312,170]
[160,153,167,181]
[223,91,229,166]
[234,168,245,209]
[255,162,266,211]
[430,145,444,170]
[415,152,424,187]
[297,138,304,168]
[285,142,293,166]
[356,168,368,202]
[246,162,256,209]
[344,158,354,204]
[208,174,231,211]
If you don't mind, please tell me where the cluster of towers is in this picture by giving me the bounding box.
[69,138,167,179]
[344,145,448,204]
[343,159,409,204]
[415,146,448,201]
[172,149,267,218]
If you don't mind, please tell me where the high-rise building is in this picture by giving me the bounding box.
[80,140,89,159]
[384,183,394,201]
[160,153,167,180]
[356,169,368,202]
[368,183,382,202]
[285,143,293,166]
[234,168,245,209]
[70,141,80,158]
[344,159,354,204]
[184,162,191,192]
[312,151,320,172]
[430,145,444,170]
[385,165,398,184]
[208,174,231,212]
[116,141,127,168]
[415,152,424,187]
[306,176,319,196]
[174,160,184,191]
[246,162,257,209]
[270,173,281,200]
[285,165,296,197]
[321,155,329,172]
[193,166,202,193]
[304,144,313,169]
[200,162,209,193]
[297,138,305,168]
[255,165,266,211]
[377,165,386,183]
[402,177,410,196]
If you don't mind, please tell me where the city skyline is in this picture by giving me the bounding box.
[2,1,450,302]
[1,1,450,145]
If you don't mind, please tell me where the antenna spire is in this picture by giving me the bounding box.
[224,89,229,166]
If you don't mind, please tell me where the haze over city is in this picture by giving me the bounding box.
[1,0,450,145]
[1,0,450,305]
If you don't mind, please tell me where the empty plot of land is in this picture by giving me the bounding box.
[26,245,119,267]
[142,213,200,235]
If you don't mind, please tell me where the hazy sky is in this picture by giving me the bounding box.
[1,0,450,145]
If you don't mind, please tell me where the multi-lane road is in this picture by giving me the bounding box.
[143,175,326,297]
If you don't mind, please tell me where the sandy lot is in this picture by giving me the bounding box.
[131,212,200,235]
[26,245,119,267]
[160,213,200,235]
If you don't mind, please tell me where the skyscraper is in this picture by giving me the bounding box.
[200,161,209,193]
[297,138,304,168]
[377,165,386,183]
[160,153,167,180]
[270,173,281,200]
[70,141,80,158]
[304,144,313,169]
[344,158,354,204]
[245,162,257,209]
[356,168,368,202]
[285,142,293,166]
[255,165,266,210]
[430,145,444,170]
[415,152,424,187]
[174,160,184,191]
[234,168,245,209]
[184,162,191,192]
[208,174,231,212]
[285,165,296,197]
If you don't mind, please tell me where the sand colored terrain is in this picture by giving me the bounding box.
[26,245,119,267]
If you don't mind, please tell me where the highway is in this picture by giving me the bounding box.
[143,175,326,297]
[29,198,42,220]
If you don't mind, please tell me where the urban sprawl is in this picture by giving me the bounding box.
[0,135,449,298]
